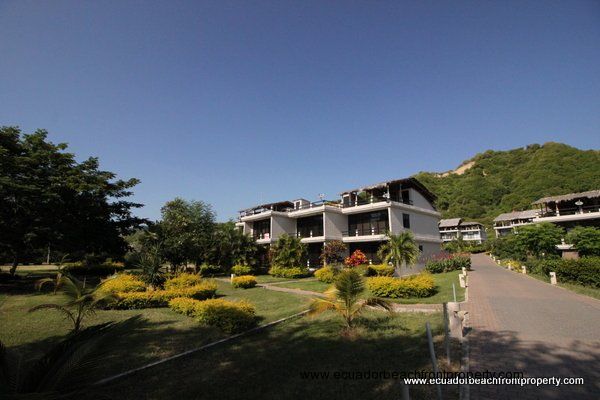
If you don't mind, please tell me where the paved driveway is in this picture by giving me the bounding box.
[465,253,600,399]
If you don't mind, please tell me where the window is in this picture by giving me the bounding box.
[348,211,389,235]
[401,190,411,204]
[418,245,423,252]
[402,213,410,229]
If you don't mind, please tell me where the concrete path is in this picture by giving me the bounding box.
[465,253,600,399]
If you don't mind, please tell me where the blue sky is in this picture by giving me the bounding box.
[1,1,599,221]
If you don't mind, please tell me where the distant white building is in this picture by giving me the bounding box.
[492,189,600,237]
[439,218,487,244]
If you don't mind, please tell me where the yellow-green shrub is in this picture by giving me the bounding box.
[231,275,257,289]
[366,274,436,298]
[366,264,395,277]
[168,297,256,333]
[164,273,203,290]
[231,265,252,275]
[314,266,337,283]
[99,274,146,294]
[268,266,308,278]
[114,280,217,309]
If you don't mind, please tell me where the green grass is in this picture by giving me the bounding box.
[0,277,310,379]
[272,279,332,293]
[379,271,466,304]
[254,275,296,284]
[89,310,453,400]
[525,271,600,300]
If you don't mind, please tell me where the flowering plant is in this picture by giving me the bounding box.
[344,250,368,267]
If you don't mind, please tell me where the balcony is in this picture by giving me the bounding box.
[342,225,388,242]
[295,228,324,239]
[538,204,600,218]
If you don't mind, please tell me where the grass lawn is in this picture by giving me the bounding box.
[254,275,297,284]
[272,279,332,293]
[522,272,600,300]
[90,310,455,400]
[0,276,310,380]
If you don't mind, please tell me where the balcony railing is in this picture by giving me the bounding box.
[295,228,324,238]
[253,232,271,240]
[342,225,388,237]
[342,195,413,208]
[538,205,600,217]
[285,200,340,212]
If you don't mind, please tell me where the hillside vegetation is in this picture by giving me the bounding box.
[414,143,600,227]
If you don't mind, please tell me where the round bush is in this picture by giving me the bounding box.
[169,297,256,333]
[231,265,253,275]
[314,266,337,283]
[99,274,146,294]
[164,273,203,290]
[231,275,257,289]
[366,264,395,277]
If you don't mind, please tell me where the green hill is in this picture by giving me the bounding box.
[414,143,600,227]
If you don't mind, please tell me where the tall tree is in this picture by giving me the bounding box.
[158,198,215,270]
[269,234,307,268]
[0,127,144,274]
[565,226,600,257]
[208,221,258,270]
[377,231,420,269]
[514,222,563,258]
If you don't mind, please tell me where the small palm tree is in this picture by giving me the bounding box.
[0,317,141,396]
[31,274,117,333]
[309,269,391,329]
[377,231,420,270]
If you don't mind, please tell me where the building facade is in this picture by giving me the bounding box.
[236,178,442,266]
[493,189,600,237]
[439,218,487,243]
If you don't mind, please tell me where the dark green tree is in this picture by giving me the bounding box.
[514,223,563,258]
[158,198,215,270]
[269,234,307,268]
[565,226,600,257]
[0,127,144,274]
[208,221,258,270]
[320,240,347,266]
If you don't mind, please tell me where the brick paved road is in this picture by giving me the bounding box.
[465,253,600,399]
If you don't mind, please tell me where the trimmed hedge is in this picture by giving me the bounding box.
[425,255,471,274]
[231,275,257,289]
[366,264,395,277]
[526,257,600,288]
[169,297,256,333]
[366,274,436,298]
[231,265,253,275]
[314,266,338,283]
[198,264,222,277]
[62,261,125,277]
[99,274,146,294]
[268,266,309,279]
[164,273,203,290]
[113,280,217,309]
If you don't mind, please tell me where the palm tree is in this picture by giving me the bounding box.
[0,317,140,396]
[269,234,307,268]
[30,274,117,333]
[377,231,420,270]
[309,269,391,329]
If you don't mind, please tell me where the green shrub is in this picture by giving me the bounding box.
[231,275,257,289]
[114,280,217,309]
[526,257,600,288]
[62,261,125,277]
[169,297,256,333]
[268,265,309,279]
[314,266,338,283]
[425,254,471,273]
[99,274,146,294]
[198,264,222,277]
[366,274,436,298]
[366,264,395,277]
[353,264,369,277]
[231,265,253,275]
[164,273,202,290]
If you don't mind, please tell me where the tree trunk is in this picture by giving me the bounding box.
[9,254,19,276]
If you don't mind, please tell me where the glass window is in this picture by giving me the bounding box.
[402,213,410,229]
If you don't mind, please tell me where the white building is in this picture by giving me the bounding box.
[439,218,487,243]
[493,189,600,237]
[236,177,442,266]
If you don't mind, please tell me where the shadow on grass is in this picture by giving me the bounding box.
[87,313,453,400]
[467,328,600,399]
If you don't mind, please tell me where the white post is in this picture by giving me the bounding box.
[521,266,527,274]
[459,274,466,288]
[550,272,557,285]
[230,273,235,282]
[461,267,467,276]
[425,322,443,400]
